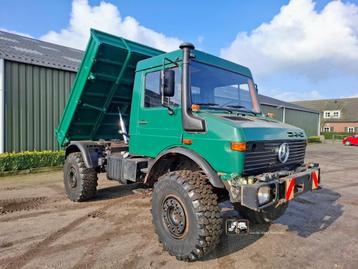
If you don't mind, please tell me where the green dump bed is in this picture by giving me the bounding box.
[56,29,163,146]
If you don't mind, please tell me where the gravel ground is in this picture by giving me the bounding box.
[0,143,357,269]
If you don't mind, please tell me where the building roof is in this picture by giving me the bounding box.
[293,98,358,122]
[258,94,319,114]
[0,30,83,72]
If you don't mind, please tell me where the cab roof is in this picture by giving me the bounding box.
[136,49,252,78]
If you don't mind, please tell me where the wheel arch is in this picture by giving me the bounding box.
[145,147,224,188]
[65,141,105,169]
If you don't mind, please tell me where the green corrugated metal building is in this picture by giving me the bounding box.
[259,95,320,137]
[0,30,81,152]
[0,30,320,153]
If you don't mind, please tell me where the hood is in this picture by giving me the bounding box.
[200,112,306,142]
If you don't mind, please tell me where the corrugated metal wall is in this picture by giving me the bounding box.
[285,109,319,136]
[4,60,75,152]
[261,104,319,136]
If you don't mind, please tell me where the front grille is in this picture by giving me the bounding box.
[243,140,306,176]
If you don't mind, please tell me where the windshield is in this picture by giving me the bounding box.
[190,61,261,113]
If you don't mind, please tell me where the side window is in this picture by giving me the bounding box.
[144,68,181,108]
[144,71,161,107]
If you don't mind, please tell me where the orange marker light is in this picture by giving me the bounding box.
[191,104,200,112]
[182,139,192,145]
[230,142,247,152]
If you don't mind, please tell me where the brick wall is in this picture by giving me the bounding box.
[323,122,358,132]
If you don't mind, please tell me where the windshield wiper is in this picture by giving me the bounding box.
[195,102,218,106]
[226,105,246,109]
[225,105,258,116]
[195,103,233,113]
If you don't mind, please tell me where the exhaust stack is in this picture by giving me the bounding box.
[180,42,205,132]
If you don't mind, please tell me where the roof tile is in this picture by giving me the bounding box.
[0,30,83,72]
[293,98,358,122]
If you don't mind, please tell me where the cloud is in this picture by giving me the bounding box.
[220,0,358,81]
[40,0,182,51]
[340,93,358,98]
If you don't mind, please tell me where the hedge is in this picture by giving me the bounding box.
[0,151,65,173]
[307,136,321,143]
[321,132,351,140]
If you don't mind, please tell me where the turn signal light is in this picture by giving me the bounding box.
[191,104,200,111]
[266,112,274,118]
[182,139,192,145]
[230,142,247,152]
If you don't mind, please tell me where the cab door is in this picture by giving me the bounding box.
[134,68,182,157]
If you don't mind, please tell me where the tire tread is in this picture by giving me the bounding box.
[153,170,223,261]
[64,152,98,202]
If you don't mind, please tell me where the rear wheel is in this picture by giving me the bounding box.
[64,152,98,202]
[151,170,223,261]
[235,203,288,224]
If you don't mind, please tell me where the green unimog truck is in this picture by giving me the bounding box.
[56,29,320,261]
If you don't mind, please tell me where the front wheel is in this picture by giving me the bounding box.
[345,141,351,146]
[151,170,223,261]
[235,203,288,224]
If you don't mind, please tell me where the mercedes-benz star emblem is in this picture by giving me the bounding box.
[278,143,289,163]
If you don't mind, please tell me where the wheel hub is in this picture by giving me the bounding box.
[162,196,187,239]
[68,167,77,188]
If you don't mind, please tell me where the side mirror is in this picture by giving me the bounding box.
[255,83,258,93]
[160,69,175,97]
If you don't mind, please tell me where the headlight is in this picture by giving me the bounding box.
[257,185,272,205]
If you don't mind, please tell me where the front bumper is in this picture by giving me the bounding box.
[228,163,320,211]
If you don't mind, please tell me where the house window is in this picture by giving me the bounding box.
[324,111,331,118]
[347,127,355,133]
[323,110,341,118]
[323,127,330,132]
[333,111,340,118]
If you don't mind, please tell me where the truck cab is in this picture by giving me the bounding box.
[130,44,308,182]
[56,29,320,261]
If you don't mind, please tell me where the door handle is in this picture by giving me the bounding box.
[138,120,148,125]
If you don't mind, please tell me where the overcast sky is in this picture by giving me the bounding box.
[1,0,357,101]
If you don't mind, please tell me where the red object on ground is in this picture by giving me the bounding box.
[342,135,358,146]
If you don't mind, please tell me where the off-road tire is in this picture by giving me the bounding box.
[235,203,288,224]
[64,152,98,202]
[151,170,223,261]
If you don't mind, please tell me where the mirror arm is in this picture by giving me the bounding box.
[162,102,174,115]
[160,92,174,115]
[160,58,177,116]
[162,57,179,68]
